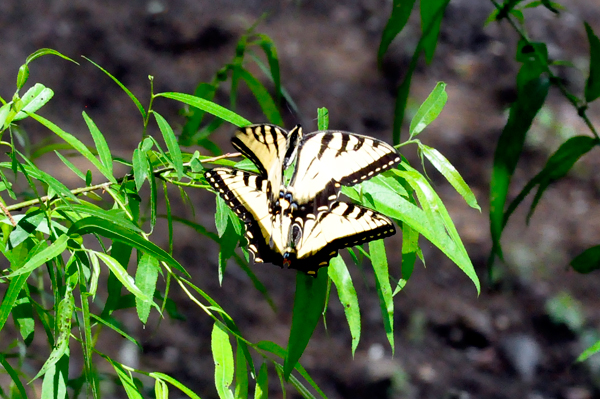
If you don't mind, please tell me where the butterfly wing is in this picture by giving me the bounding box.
[288,131,401,207]
[282,201,396,275]
[204,167,286,266]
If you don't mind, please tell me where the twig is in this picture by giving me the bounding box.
[490,0,599,140]
[0,201,16,226]
[3,152,243,212]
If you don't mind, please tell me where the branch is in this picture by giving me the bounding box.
[0,152,242,213]
[489,0,599,140]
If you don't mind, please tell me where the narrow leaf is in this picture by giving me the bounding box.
[5,235,68,278]
[132,148,146,192]
[585,22,600,103]
[577,339,600,362]
[284,268,328,380]
[68,216,190,277]
[149,372,202,399]
[0,273,31,334]
[83,56,147,120]
[13,84,54,121]
[328,256,361,355]
[95,252,153,303]
[212,323,235,399]
[155,92,251,127]
[378,0,417,66]
[256,34,282,106]
[83,112,113,175]
[317,107,329,130]
[420,0,448,63]
[489,75,549,261]
[135,253,160,324]
[409,82,447,137]
[237,66,283,126]
[369,240,394,352]
[54,151,86,181]
[420,144,480,210]
[111,361,144,399]
[505,136,597,224]
[0,354,28,399]
[254,362,268,399]
[28,112,116,183]
[570,245,600,274]
[234,341,249,399]
[154,111,184,179]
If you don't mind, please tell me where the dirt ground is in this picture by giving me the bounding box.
[2,1,600,398]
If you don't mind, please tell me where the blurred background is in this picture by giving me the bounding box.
[1,0,600,398]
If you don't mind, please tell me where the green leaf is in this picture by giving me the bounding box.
[83,111,113,176]
[284,268,328,380]
[153,111,184,179]
[420,0,448,63]
[212,323,235,399]
[256,341,327,398]
[12,288,35,345]
[364,167,480,293]
[570,245,600,274]
[5,234,69,278]
[505,136,597,224]
[577,339,600,362]
[254,362,268,399]
[25,48,78,66]
[328,256,361,355]
[41,353,69,399]
[409,82,447,137]
[95,252,154,306]
[585,22,600,102]
[132,148,146,192]
[234,341,249,399]
[155,379,169,399]
[135,253,160,324]
[0,273,31,335]
[489,75,549,261]
[0,354,28,399]
[83,56,146,120]
[378,0,417,66]
[236,66,283,126]
[181,83,217,146]
[68,216,190,277]
[89,312,141,348]
[256,34,282,106]
[395,222,419,295]
[13,84,54,121]
[32,290,74,382]
[317,107,329,130]
[155,92,251,127]
[54,151,86,181]
[393,44,419,145]
[111,360,144,399]
[369,240,394,352]
[149,372,202,399]
[28,112,116,183]
[420,144,481,210]
[55,203,142,233]
[17,64,29,91]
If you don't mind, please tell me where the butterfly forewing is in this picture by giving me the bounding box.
[289,131,401,206]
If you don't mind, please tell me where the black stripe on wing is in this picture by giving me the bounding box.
[204,167,284,267]
[231,124,289,177]
[286,202,396,276]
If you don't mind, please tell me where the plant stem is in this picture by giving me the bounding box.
[489,0,599,140]
[0,152,242,213]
